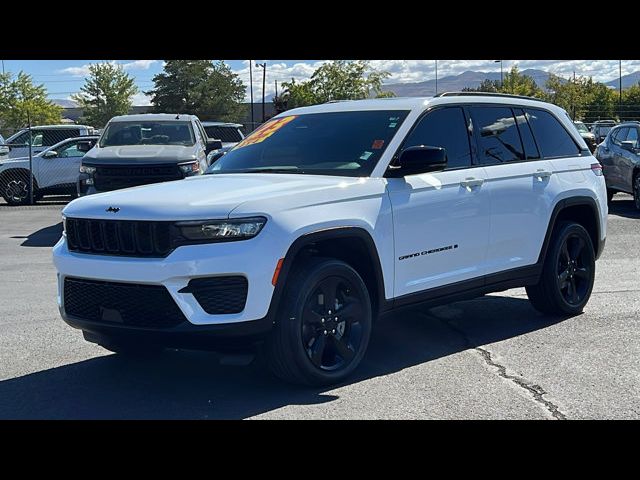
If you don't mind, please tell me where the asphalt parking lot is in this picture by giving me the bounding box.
[0,195,638,419]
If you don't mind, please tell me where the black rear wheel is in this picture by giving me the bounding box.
[265,257,372,386]
[1,171,38,206]
[526,222,595,316]
[633,175,640,211]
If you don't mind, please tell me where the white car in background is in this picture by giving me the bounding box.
[0,135,98,205]
[4,124,96,159]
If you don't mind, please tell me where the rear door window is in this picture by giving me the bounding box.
[525,109,581,158]
[471,106,525,164]
[610,127,627,145]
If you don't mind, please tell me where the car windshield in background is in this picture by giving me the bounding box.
[100,121,195,147]
[206,110,410,177]
[575,122,589,133]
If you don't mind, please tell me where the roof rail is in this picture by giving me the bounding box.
[324,99,351,104]
[434,91,545,102]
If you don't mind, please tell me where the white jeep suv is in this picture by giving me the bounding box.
[53,93,608,386]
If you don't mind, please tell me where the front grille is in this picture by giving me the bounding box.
[64,277,187,329]
[93,164,182,191]
[66,218,173,257]
[179,276,248,314]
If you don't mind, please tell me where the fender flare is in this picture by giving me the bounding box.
[265,227,388,324]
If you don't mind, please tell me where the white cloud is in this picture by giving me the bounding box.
[122,60,157,70]
[131,92,152,106]
[58,60,158,77]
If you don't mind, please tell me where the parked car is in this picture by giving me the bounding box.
[201,121,244,148]
[0,135,98,205]
[0,134,9,160]
[77,114,222,196]
[202,122,244,166]
[54,93,607,386]
[4,125,96,159]
[594,121,640,208]
[590,119,618,144]
[574,121,597,152]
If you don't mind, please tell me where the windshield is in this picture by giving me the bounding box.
[99,121,195,147]
[574,122,589,133]
[206,110,410,177]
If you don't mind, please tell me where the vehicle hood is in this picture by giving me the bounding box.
[83,144,196,164]
[62,173,386,221]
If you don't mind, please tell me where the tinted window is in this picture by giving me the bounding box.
[472,106,524,164]
[611,127,628,146]
[208,110,410,177]
[525,109,580,158]
[626,127,639,146]
[514,108,540,160]
[100,121,195,147]
[402,107,471,169]
[204,125,244,143]
[42,129,79,146]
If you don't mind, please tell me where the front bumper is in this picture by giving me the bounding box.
[53,231,285,332]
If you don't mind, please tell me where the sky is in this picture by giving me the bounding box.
[3,59,640,106]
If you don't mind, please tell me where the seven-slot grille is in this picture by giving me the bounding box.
[93,164,182,191]
[63,277,187,328]
[65,218,173,257]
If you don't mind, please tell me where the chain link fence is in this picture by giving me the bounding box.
[0,126,98,206]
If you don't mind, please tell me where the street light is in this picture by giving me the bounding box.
[256,62,267,123]
[494,60,503,87]
[249,61,254,130]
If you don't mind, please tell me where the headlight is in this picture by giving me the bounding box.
[176,217,266,242]
[79,165,96,174]
[178,161,199,175]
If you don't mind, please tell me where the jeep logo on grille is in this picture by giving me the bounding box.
[106,206,120,213]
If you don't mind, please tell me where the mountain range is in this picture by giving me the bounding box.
[381,69,640,97]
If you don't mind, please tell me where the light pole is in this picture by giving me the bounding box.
[256,62,266,123]
[249,61,254,130]
[619,60,623,115]
[435,60,438,95]
[494,60,503,88]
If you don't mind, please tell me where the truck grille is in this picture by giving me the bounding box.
[63,277,187,329]
[93,164,182,191]
[65,218,173,257]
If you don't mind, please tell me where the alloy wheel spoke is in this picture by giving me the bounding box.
[561,241,571,263]
[569,237,585,260]
[309,334,327,368]
[338,299,363,321]
[574,267,590,279]
[303,304,324,324]
[558,269,570,284]
[330,335,355,362]
[568,278,579,303]
[319,276,342,310]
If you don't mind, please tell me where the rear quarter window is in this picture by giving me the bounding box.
[525,109,580,158]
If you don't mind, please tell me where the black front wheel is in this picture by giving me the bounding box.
[265,257,372,386]
[2,173,38,206]
[633,175,640,211]
[526,221,595,316]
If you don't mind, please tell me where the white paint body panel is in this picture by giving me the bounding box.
[52,96,608,326]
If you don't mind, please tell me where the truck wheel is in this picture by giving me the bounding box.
[265,257,372,386]
[526,221,595,316]
[1,171,38,206]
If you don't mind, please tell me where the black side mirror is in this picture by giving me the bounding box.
[621,140,636,152]
[206,138,223,153]
[77,141,93,152]
[388,145,447,177]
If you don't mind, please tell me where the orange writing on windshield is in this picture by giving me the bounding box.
[234,115,298,149]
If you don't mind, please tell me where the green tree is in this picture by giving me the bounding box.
[621,83,640,121]
[463,78,501,93]
[72,63,138,127]
[147,60,245,121]
[545,74,616,122]
[0,72,62,132]
[501,66,544,97]
[278,60,391,110]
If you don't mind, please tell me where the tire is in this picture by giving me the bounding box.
[265,257,372,386]
[606,189,615,204]
[1,171,38,206]
[633,174,640,211]
[526,221,595,316]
